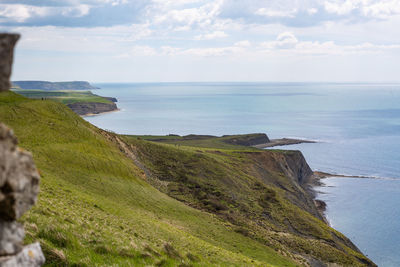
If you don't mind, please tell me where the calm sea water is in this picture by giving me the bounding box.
[85,82,400,266]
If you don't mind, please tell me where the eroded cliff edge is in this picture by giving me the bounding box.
[67,101,118,116]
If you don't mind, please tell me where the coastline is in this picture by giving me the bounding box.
[253,138,316,148]
[309,170,394,226]
[82,108,120,117]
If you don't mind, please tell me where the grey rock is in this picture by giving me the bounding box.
[67,102,118,115]
[0,123,40,220]
[0,242,45,267]
[0,34,19,92]
[0,221,24,256]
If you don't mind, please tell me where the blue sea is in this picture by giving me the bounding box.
[85,82,400,266]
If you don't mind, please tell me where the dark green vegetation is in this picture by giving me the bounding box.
[12,90,112,105]
[0,91,374,266]
[12,81,98,90]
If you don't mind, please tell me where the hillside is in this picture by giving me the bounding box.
[0,91,374,266]
[12,81,99,90]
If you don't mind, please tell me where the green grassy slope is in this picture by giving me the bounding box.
[0,91,297,266]
[12,89,112,105]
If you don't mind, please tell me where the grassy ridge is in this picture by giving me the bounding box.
[134,134,264,150]
[12,89,112,105]
[0,91,296,266]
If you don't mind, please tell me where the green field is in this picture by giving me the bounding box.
[12,89,112,105]
[0,91,373,266]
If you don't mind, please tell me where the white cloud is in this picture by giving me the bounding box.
[0,3,91,23]
[362,0,400,19]
[161,46,182,55]
[61,4,91,17]
[261,32,400,55]
[307,7,318,15]
[179,46,241,56]
[234,40,251,47]
[129,45,157,56]
[324,0,358,15]
[255,8,297,18]
[14,24,153,53]
[275,32,299,49]
[194,30,227,40]
[153,0,223,30]
[0,4,49,22]
[324,0,400,19]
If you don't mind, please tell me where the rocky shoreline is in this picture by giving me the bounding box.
[310,171,376,224]
[253,138,316,148]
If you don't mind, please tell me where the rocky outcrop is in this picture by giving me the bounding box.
[0,34,19,92]
[0,123,45,266]
[253,138,316,148]
[0,243,44,267]
[67,102,118,116]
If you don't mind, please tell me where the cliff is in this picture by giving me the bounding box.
[66,102,118,115]
[12,81,99,90]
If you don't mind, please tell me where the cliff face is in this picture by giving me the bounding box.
[67,102,118,115]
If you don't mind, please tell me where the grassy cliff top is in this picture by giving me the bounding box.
[0,91,374,266]
[12,89,112,105]
[132,133,269,150]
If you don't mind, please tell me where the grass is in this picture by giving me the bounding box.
[0,91,298,266]
[12,89,112,105]
[132,134,264,151]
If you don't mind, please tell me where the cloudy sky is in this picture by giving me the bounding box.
[1,0,400,82]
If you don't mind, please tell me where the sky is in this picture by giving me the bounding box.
[1,0,400,82]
